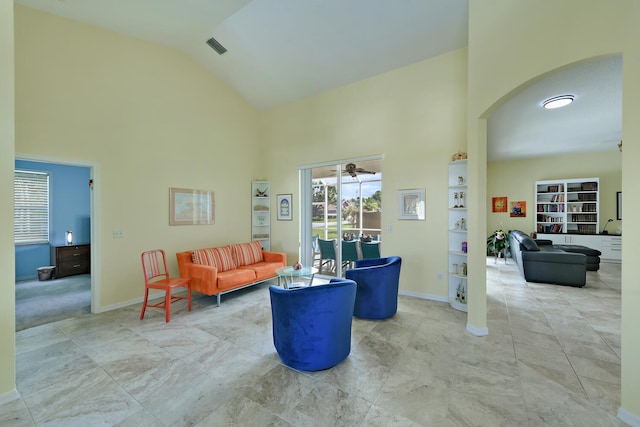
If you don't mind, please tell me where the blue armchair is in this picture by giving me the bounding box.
[269,278,356,371]
[345,256,402,319]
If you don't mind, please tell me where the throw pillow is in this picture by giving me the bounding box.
[233,241,264,267]
[520,237,540,251]
[192,246,236,272]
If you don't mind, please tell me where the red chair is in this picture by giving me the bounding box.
[140,249,191,322]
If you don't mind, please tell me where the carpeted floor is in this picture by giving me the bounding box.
[15,274,91,331]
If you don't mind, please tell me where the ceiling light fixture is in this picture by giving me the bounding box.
[542,95,574,109]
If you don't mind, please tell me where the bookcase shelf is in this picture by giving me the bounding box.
[252,181,271,251]
[535,178,599,235]
[448,160,468,313]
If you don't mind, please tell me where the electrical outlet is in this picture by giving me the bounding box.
[113,229,124,238]
[437,272,443,280]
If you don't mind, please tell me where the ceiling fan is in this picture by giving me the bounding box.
[341,163,377,178]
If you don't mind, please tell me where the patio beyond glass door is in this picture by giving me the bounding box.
[303,158,382,278]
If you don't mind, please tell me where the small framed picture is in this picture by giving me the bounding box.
[492,197,508,213]
[398,189,425,220]
[510,200,526,217]
[277,194,292,221]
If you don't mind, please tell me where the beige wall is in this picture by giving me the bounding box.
[14,5,262,308]
[0,0,16,397]
[468,0,639,419]
[488,152,622,235]
[261,48,468,299]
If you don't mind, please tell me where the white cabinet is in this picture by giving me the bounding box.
[251,181,271,251]
[537,233,621,262]
[536,178,599,235]
[448,160,468,312]
[538,233,601,249]
[600,236,622,262]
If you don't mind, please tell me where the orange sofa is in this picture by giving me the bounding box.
[176,241,286,306]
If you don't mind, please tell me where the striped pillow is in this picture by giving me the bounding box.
[233,241,264,267]
[191,246,235,272]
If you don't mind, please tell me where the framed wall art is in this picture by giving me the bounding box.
[169,187,215,225]
[277,194,292,221]
[398,188,425,220]
[492,197,508,213]
[510,200,526,218]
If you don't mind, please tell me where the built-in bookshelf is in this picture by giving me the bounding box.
[448,159,468,313]
[251,181,271,250]
[535,178,599,235]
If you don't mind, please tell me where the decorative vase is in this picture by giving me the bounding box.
[293,261,303,271]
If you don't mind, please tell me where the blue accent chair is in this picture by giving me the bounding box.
[269,278,356,371]
[346,256,402,319]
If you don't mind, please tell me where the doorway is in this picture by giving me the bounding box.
[14,154,100,330]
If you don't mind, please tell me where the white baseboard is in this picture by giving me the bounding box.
[0,389,20,405]
[618,407,640,426]
[399,290,448,303]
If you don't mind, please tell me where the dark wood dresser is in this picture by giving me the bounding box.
[51,244,91,278]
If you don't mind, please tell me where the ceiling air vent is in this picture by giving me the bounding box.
[206,37,227,55]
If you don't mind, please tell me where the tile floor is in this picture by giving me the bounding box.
[1,259,625,426]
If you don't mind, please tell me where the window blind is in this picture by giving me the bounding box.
[14,170,49,245]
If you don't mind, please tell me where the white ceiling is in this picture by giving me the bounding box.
[15,0,622,162]
[488,55,622,162]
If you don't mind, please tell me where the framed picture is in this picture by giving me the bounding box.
[169,187,215,225]
[617,191,622,220]
[510,200,526,218]
[277,194,292,221]
[492,197,508,213]
[398,189,425,220]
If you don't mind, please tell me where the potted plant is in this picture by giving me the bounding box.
[486,229,510,257]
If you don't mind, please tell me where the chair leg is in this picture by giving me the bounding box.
[187,284,192,312]
[165,289,171,322]
[140,288,149,319]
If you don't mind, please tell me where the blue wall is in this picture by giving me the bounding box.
[15,160,91,281]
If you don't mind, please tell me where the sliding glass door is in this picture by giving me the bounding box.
[300,157,382,278]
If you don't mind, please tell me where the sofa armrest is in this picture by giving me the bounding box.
[176,251,194,278]
[264,251,287,265]
[186,263,219,295]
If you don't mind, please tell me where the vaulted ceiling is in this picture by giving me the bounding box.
[15,0,622,161]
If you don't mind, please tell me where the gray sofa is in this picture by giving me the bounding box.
[508,230,599,287]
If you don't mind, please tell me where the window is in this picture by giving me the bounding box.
[14,170,49,245]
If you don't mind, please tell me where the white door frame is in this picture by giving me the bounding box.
[15,153,101,313]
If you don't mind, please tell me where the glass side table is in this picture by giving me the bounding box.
[276,266,318,289]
